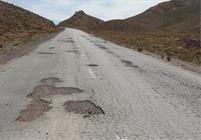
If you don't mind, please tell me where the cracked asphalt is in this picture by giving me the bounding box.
[0,28,201,140]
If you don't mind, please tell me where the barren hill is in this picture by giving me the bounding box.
[58,10,104,31]
[92,0,200,64]
[99,0,200,34]
[0,0,57,44]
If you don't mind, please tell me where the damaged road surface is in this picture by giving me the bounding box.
[0,29,201,140]
[17,77,84,122]
[64,100,105,115]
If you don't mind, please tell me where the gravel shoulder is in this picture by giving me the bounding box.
[0,31,62,65]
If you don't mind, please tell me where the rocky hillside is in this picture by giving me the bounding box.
[0,0,57,44]
[58,10,104,31]
[127,0,200,33]
[98,0,200,34]
[91,0,200,65]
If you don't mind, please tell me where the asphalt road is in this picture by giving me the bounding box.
[0,28,201,140]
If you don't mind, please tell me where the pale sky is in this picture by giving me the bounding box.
[3,0,168,24]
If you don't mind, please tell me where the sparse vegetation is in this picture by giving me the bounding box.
[0,1,57,46]
[167,56,171,62]
[0,1,61,64]
[137,48,143,52]
[0,31,62,65]
[90,30,200,65]
[166,52,172,62]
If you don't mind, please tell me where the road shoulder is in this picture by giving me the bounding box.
[0,30,63,65]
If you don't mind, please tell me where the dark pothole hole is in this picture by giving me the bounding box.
[87,64,99,67]
[38,52,56,55]
[64,100,105,117]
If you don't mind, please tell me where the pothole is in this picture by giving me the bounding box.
[106,50,113,54]
[66,40,74,43]
[87,64,99,67]
[121,59,145,73]
[16,99,51,122]
[49,47,55,50]
[121,59,139,68]
[28,85,84,98]
[38,52,56,55]
[121,60,133,66]
[95,44,107,49]
[66,50,80,54]
[40,77,62,85]
[58,40,74,43]
[64,100,105,116]
[30,78,83,98]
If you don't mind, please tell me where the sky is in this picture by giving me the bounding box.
[3,0,168,24]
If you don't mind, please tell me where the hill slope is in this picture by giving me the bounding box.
[58,10,104,31]
[0,0,57,44]
[98,0,199,33]
[91,0,200,64]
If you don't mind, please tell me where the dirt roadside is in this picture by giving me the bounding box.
[0,30,63,65]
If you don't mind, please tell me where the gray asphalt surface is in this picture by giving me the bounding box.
[0,28,201,140]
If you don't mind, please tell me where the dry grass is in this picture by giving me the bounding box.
[91,30,200,65]
[0,1,58,47]
[0,30,62,65]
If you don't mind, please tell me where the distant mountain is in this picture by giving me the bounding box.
[0,0,57,43]
[58,10,104,30]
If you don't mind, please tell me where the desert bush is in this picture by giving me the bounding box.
[166,52,172,61]
[167,53,172,62]
[137,48,143,52]
[13,42,19,46]
[167,56,171,61]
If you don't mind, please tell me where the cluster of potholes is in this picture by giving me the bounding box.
[95,43,146,73]
[95,40,147,70]
[16,77,104,122]
[38,37,76,56]
[58,38,75,43]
